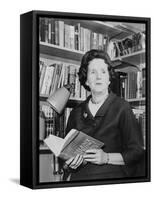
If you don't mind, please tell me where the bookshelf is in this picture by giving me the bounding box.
[39,17,146,182]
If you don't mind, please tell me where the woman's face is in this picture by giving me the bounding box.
[86,58,110,94]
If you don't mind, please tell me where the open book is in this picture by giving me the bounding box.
[44,129,104,160]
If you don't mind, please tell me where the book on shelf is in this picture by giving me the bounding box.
[132,107,146,149]
[142,68,146,97]
[39,17,109,52]
[40,64,55,95]
[39,58,89,101]
[40,104,73,140]
[74,23,80,50]
[108,31,145,59]
[40,104,54,138]
[44,129,104,160]
[117,65,145,100]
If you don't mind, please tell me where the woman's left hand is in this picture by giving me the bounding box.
[83,149,108,165]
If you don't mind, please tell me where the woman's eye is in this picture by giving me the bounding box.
[101,70,105,73]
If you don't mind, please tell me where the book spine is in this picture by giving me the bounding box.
[51,19,55,44]
[49,63,57,95]
[48,18,52,44]
[44,18,49,43]
[74,23,80,50]
[59,21,64,47]
[39,64,47,94]
[80,27,84,52]
[69,25,75,50]
[64,24,70,49]
[55,20,59,46]
[39,18,45,42]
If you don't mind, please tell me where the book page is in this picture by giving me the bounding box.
[63,129,77,142]
[62,129,79,150]
[44,134,64,156]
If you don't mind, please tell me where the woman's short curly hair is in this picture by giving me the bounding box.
[78,49,116,91]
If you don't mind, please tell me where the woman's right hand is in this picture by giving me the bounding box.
[64,154,84,170]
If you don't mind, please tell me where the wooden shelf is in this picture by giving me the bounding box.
[112,49,145,65]
[40,42,145,67]
[126,97,145,102]
[40,42,84,63]
[39,141,51,154]
[40,94,49,100]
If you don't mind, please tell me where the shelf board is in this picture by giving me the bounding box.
[40,94,49,100]
[126,97,145,102]
[112,49,145,65]
[40,145,49,150]
[39,141,51,154]
[39,148,51,154]
[40,42,145,66]
[40,42,84,63]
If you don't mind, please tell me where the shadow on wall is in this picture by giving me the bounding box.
[9,178,20,185]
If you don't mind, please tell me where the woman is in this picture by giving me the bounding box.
[63,49,144,181]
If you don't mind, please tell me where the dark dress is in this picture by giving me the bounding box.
[64,92,144,181]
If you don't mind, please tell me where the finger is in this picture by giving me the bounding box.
[71,156,84,169]
[84,158,97,164]
[84,157,96,161]
[83,159,87,165]
[69,155,81,168]
[65,157,74,165]
[75,155,84,167]
[72,155,84,169]
[83,154,96,159]
[85,149,98,154]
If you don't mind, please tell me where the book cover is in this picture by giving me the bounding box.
[44,129,104,160]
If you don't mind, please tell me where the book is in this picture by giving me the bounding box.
[41,104,54,137]
[40,64,55,95]
[44,129,104,160]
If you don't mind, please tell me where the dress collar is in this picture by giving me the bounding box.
[82,92,117,118]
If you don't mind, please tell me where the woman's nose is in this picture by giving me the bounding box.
[96,72,102,79]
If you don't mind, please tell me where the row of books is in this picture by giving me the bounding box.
[39,59,90,101]
[133,107,146,149]
[120,68,145,99]
[39,18,109,52]
[108,32,145,59]
[39,104,73,141]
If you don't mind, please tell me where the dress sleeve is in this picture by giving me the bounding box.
[120,102,144,166]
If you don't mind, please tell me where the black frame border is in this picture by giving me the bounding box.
[20,10,151,189]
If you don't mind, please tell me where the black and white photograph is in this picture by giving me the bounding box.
[20,10,150,189]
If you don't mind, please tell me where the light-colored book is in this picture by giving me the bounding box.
[40,65,54,95]
[44,129,104,160]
